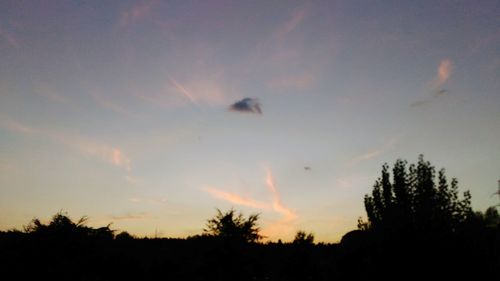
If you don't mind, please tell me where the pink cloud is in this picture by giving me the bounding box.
[108,212,150,221]
[274,6,308,45]
[202,167,299,241]
[60,135,132,171]
[437,59,453,85]
[265,168,298,221]
[202,186,269,209]
[0,116,132,171]
[168,76,197,104]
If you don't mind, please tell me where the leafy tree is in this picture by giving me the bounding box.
[293,230,315,245]
[363,155,473,237]
[24,211,114,240]
[483,207,500,227]
[204,208,262,243]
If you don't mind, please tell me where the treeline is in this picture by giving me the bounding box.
[0,156,499,280]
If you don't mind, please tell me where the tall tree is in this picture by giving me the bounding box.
[364,155,473,236]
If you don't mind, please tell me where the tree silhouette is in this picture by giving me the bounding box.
[363,155,473,237]
[293,230,314,245]
[204,208,262,243]
[24,211,114,240]
[483,206,500,227]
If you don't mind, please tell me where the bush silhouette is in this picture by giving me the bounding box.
[24,211,114,240]
[293,230,314,245]
[204,208,262,243]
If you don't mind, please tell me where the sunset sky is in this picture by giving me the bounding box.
[1,0,499,242]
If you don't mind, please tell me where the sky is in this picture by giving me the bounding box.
[0,0,499,242]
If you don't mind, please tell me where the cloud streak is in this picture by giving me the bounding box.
[201,168,297,221]
[438,60,452,84]
[0,116,132,171]
[411,59,454,108]
[265,168,297,221]
[0,118,37,135]
[274,5,307,46]
[349,138,397,167]
[108,212,151,221]
[169,76,197,104]
[91,92,134,117]
[201,167,298,241]
[229,98,262,114]
[56,135,132,171]
[202,186,269,209]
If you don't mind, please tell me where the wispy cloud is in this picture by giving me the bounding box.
[229,98,262,114]
[136,74,229,108]
[437,59,453,85]
[0,116,132,171]
[259,167,299,241]
[202,186,269,209]
[171,76,228,106]
[32,81,70,105]
[257,4,322,93]
[265,168,297,221]
[202,167,298,240]
[0,118,37,135]
[201,168,297,220]
[108,212,151,221]
[91,92,134,117]
[349,138,397,167]
[273,5,308,46]
[57,135,132,171]
[411,59,454,108]
[168,76,197,104]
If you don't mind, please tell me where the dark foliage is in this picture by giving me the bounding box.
[293,230,315,245]
[1,157,498,279]
[204,208,262,243]
[363,155,474,237]
[357,155,499,277]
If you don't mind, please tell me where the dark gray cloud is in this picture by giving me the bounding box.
[229,98,262,114]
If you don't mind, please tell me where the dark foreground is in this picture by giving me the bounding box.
[1,229,498,281]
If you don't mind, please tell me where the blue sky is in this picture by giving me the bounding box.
[0,0,499,242]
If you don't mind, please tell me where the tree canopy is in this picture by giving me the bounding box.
[24,211,114,240]
[293,231,315,245]
[204,208,262,243]
[363,155,474,237]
